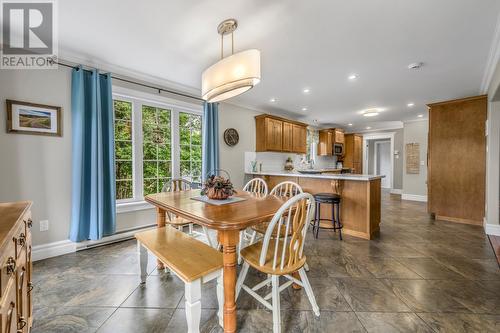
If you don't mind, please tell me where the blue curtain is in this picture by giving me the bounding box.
[69,66,116,242]
[202,102,219,181]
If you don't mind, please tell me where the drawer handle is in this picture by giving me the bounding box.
[28,282,34,293]
[27,218,33,229]
[18,316,27,331]
[6,302,15,331]
[18,233,26,247]
[6,257,16,275]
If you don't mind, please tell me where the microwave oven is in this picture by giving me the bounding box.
[334,143,344,156]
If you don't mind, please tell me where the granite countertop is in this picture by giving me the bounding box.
[246,171,385,181]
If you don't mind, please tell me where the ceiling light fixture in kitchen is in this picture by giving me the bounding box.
[301,107,308,111]
[348,74,358,80]
[201,19,261,103]
[407,102,415,107]
[366,126,372,130]
[270,98,277,103]
[418,114,423,118]
[361,107,385,117]
[348,123,353,126]
[303,88,310,94]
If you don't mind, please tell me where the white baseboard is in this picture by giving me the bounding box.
[402,193,428,202]
[32,240,76,262]
[32,224,156,261]
[390,189,402,195]
[484,220,500,236]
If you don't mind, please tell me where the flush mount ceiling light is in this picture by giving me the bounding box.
[348,74,358,80]
[407,102,415,107]
[361,107,385,117]
[201,19,261,103]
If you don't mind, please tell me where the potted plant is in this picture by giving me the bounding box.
[201,171,236,200]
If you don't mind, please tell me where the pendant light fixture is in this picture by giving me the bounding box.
[202,19,261,103]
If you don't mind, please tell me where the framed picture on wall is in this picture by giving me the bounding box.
[6,99,62,136]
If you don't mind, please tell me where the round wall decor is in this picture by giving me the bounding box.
[223,128,239,146]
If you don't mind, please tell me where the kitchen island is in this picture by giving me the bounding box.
[246,171,383,240]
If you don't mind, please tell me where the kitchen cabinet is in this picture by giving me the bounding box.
[427,95,486,225]
[255,115,307,153]
[292,124,307,154]
[318,128,344,156]
[282,122,293,152]
[343,134,363,173]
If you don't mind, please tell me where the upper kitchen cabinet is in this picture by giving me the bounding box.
[343,134,363,173]
[318,128,344,156]
[255,114,307,153]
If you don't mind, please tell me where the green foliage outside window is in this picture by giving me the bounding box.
[114,100,133,200]
[179,112,202,183]
[143,105,172,196]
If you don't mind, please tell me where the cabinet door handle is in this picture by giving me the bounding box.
[28,282,34,293]
[6,256,16,275]
[27,218,33,229]
[6,301,15,332]
[17,233,26,247]
[18,316,27,329]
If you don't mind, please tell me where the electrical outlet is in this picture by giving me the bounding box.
[40,220,49,232]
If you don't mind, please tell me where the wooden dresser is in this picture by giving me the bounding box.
[0,202,33,333]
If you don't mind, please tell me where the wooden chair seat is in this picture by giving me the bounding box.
[251,222,294,238]
[135,227,222,282]
[167,217,192,226]
[240,239,306,276]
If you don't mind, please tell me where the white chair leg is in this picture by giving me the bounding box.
[178,225,183,231]
[138,241,148,284]
[298,268,320,317]
[202,226,215,248]
[189,223,194,235]
[185,279,202,333]
[236,262,250,299]
[271,275,281,333]
[249,230,257,245]
[304,262,310,272]
[216,271,224,327]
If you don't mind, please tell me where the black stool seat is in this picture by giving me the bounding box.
[314,193,341,203]
[311,192,343,240]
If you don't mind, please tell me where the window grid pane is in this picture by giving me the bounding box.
[142,105,172,196]
[114,100,133,200]
[179,112,202,183]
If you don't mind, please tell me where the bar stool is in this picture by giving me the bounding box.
[311,193,343,240]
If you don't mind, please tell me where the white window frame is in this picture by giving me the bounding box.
[112,86,203,213]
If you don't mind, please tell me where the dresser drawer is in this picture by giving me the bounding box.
[12,223,27,262]
[0,245,16,300]
[0,274,17,333]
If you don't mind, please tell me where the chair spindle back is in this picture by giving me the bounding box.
[162,178,192,193]
[270,181,303,198]
[243,178,269,195]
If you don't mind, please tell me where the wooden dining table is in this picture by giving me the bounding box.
[145,189,289,333]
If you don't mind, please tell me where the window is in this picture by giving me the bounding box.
[112,92,202,204]
[142,105,172,196]
[114,100,133,200]
[179,112,202,183]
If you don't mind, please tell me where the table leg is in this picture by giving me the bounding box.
[156,207,166,269]
[218,230,239,333]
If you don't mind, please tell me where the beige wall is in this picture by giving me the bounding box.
[0,67,157,247]
[218,103,261,188]
[402,120,428,198]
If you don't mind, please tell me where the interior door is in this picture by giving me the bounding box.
[376,141,391,188]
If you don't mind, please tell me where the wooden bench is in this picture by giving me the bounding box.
[135,226,223,333]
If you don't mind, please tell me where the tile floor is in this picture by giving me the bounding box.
[32,192,500,332]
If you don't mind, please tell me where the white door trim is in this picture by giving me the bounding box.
[363,132,395,191]
[374,140,392,188]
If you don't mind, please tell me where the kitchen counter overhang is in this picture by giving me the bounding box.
[246,171,382,240]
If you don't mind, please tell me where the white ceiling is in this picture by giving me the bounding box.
[59,0,500,132]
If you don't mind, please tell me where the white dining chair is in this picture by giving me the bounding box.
[162,178,215,248]
[236,192,320,332]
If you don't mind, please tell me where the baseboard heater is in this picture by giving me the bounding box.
[77,224,157,250]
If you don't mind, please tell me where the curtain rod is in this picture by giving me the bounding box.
[51,60,204,102]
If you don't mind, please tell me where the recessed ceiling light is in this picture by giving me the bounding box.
[302,88,310,94]
[301,107,308,111]
[348,74,358,80]
[408,62,423,70]
[348,123,353,126]
[366,126,372,130]
[270,98,277,103]
[407,102,415,107]
[418,114,423,118]
[363,111,379,117]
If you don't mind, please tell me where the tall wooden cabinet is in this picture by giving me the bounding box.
[318,128,344,156]
[344,134,363,174]
[427,95,487,225]
[0,201,33,333]
[255,115,307,154]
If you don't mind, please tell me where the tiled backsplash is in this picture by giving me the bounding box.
[244,151,336,173]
